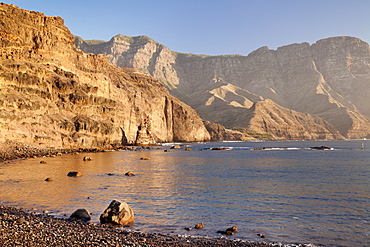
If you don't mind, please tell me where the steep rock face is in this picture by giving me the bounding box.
[0,3,210,149]
[76,35,180,90]
[77,35,370,139]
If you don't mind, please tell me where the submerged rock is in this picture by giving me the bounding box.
[217,226,238,235]
[310,146,332,150]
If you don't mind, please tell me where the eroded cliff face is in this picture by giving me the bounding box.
[77,34,370,139]
[0,3,210,149]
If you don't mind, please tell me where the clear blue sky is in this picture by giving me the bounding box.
[7,0,370,55]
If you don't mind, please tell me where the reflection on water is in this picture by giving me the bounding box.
[0,140,369,247]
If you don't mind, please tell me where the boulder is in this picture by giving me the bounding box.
[217,226,238,235]
[70,209,91,221]
[67,171,83,177]
[194,223,204,229]
[125,171,135,176]
[226,226,238,232]
[211,147,230,150]
[100,200,134,226]
[310,146,332,150]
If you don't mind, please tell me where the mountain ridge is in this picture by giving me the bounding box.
[77,34,370,139]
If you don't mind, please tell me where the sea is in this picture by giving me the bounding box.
[0,140,369,247]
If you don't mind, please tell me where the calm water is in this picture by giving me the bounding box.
[0,140,369,246]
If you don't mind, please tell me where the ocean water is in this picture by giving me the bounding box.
[0,140,369,246]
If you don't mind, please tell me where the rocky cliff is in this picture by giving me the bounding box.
[77,34,370,139]
[0,3,210,149]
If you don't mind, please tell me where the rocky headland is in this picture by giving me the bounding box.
[77,34,370,140]
[0,3,210,151]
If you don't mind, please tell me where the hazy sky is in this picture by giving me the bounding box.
[7,0,370,55]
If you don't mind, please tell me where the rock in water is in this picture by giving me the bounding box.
[100,200,134,226]
[70,209,91,221]
[125,171,135,176]
[194,223,204,229]
[67,171,83,177]
[83,156,92,161]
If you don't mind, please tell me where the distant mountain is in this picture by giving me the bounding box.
[76,34,370,140]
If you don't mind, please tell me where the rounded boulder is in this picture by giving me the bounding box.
[70,208,91,221]
[100,200,134,226]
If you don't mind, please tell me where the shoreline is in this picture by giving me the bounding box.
[0,142,322,247]
[0,205,279,247]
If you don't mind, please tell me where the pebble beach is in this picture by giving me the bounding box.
[0,206,279,247]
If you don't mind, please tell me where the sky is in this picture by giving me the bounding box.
[6,0,370,56]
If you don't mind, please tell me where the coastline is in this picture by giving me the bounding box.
[0,142,325,247]
[0,205,279,247]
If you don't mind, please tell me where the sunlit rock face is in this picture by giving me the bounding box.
[0,3,210,149]
[78,34,370,139]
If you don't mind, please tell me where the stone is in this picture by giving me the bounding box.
[67,171,83,177]
[194,223,204,229]
[140,157,150,160]
[16,217,27,224]
[45,177,53,182]
[310,146,332,150]
[217,226,238,235]
[226,226,238,232]
[211,147,230,150]
[185,148,192,151]
[125,171,135,176]
[100,200,134,226]
[70,209,91,221]
[40,161,47,164]
[217,230,234,235]
[83,156,92,161]
[171,145,181,149]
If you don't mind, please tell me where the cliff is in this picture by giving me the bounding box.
[77,34,370,139]
[0,3,210,149]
